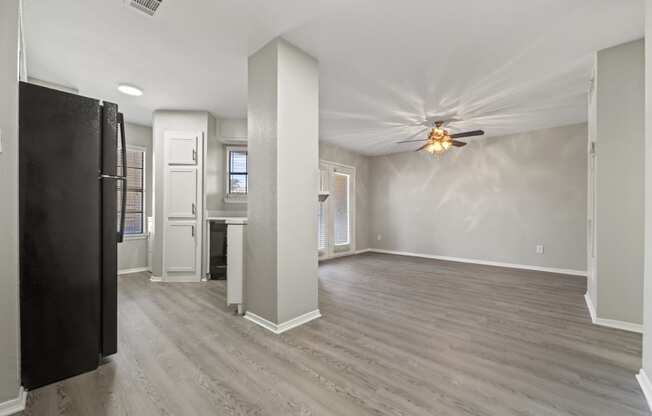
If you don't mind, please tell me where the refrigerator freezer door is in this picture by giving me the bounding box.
[19,82,102,390]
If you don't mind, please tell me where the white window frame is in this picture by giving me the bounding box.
[123,145,147,240]
[224,145,248,204]
[318,160,356,259]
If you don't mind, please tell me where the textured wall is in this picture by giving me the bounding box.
[118,122,152,271]
[595,39,644,325]
[319,142,371,251]
[644,0,652,376]
[0,0,20,403]
[368,123,588,271]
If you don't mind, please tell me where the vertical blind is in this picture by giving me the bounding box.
[229,150,248,194]
[117,148,145,235]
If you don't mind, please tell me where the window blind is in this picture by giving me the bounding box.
[117,148,145,235]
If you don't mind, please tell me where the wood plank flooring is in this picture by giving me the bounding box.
[23,253,649,415]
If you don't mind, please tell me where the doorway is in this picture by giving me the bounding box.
[319,161,356,259]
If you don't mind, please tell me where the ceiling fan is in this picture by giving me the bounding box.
[396,120,484,154]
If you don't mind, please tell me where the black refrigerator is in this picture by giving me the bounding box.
[19,82,126,390]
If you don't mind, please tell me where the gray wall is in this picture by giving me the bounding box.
[0,0,21,403]
[118,122,153,271]
[246,40,279,322]
[319,142,371,251]
[644,0,652,376]
[368,123,588,272]
[595,39,644,325]
[247,38,319,324]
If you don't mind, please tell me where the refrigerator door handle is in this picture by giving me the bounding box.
[117,113,127,243]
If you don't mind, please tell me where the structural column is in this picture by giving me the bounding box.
[246,38,320,332]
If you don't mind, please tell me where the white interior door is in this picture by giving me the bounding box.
[318,161,355,259]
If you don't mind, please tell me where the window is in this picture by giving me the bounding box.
[225,146,247,202]
[333,172,350,245]
[118,147,146,236]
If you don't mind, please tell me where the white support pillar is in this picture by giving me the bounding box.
[245,38,321,333]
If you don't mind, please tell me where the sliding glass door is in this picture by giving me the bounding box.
[319,161,355,259]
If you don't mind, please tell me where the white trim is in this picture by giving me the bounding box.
[593,317,643,334]
[244,309,321,334]
[367,249,587,276]
[123,234,148,241]
[149,275,162,282]
[118,266,150,275]
[584,291,643,333]
[0,387,26,416]
[584,292,596,322]
[637,369,652,412]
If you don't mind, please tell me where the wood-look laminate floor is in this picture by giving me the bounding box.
[23,253,649,416]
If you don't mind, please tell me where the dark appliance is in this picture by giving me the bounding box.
[209,221,227,279]
[19,82,126,390]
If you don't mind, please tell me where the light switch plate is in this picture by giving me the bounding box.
[0,127,3,153]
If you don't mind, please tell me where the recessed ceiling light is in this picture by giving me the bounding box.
[117,84,143,96]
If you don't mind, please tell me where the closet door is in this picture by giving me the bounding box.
[167,167,197,218]
[165,223,197,272]
[167,135,198,165]
[164,131,203,280]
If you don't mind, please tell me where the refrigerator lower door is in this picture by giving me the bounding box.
[19,82,102,389]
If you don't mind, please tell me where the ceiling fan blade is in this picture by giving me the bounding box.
[396,128,428,143]
[416,142,430,151]
[398,138,428,144]
[449,130,484,139]
[451,140,467,147]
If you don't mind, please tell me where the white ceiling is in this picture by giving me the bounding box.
[24,0,644,155]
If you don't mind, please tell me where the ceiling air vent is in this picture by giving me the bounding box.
[129,0,163,16]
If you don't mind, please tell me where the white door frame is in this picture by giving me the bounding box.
[319,160,356,260]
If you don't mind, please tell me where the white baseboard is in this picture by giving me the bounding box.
[584,292,597,322]
[149,275,162,282]
[638,369,652,411]
[584,291,643,333]
[0,387,26,416]
[118,266,150,275]
[366,248,587,277]
[244,309,321,334]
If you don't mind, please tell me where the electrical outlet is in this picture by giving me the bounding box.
[536,244,544,255]
[377,234,382,241]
